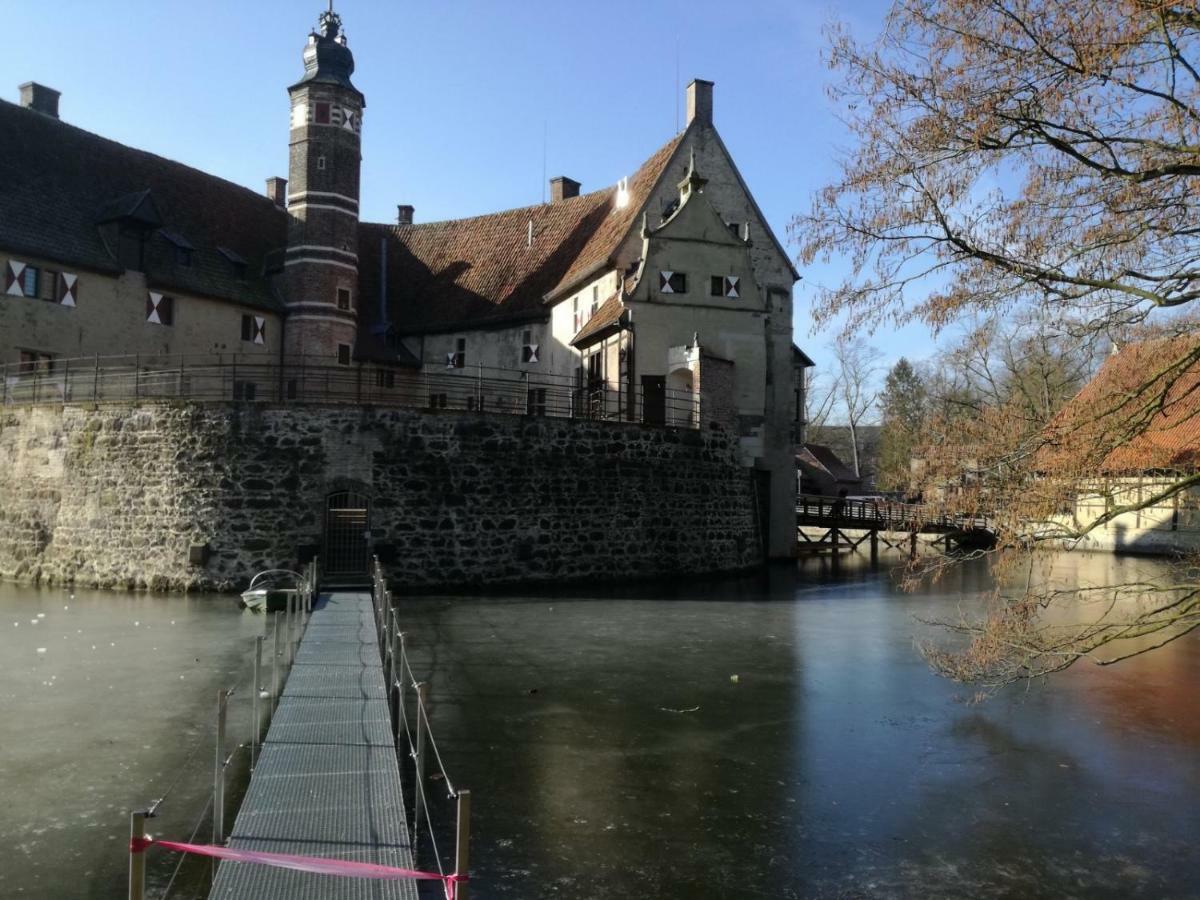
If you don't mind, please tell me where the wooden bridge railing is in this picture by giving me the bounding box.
[796,494,988,534]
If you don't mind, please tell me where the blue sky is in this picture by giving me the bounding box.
[0,0,939,376]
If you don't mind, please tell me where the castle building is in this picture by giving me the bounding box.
[0,9,807,559]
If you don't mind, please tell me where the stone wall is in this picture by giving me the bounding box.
[0,402,763,592]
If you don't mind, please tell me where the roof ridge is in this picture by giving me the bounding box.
[359,130,687,233]
[360,187,613,232]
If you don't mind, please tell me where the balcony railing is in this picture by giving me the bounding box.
[1,353,701,430]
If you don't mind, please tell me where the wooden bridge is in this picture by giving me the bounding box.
[796,494,994,557]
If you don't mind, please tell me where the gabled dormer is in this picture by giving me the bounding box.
[623,150,763,312]
[96,189,163,272]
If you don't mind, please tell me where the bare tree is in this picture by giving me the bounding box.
[802,369,839,436]
[831,337,882,476]
[797,0,1200,690]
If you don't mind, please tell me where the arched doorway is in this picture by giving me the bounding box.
[324,491,371,580]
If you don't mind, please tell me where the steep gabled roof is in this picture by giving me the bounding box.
[0,99,286,311]
[357,131,686,336]
[1041,334,1200,474]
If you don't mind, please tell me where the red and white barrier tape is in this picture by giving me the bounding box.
[130,836,468,899]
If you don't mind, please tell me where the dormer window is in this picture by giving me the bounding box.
[659,271,687,294]
[727,222,744,240]
[218,247,248,280]
[161,230,194,267]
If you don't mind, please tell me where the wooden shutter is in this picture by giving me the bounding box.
[59,273,77,307]
[5,260,25,296]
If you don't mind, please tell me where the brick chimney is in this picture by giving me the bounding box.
[686,79,714,127]
[396,204,414,225]
[265,176,287,207]
[19,82,60,118]
[550,177,581,203]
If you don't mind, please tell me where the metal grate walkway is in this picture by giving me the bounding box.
[209,591,418,900]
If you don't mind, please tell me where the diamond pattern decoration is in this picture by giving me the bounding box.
[724,275,740,299]
[5,260,26,296]
[659,270,675,294]
[59,273,77,306]
[253,316,266,345]
[526,343,539,364]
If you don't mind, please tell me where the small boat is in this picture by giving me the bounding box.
[239,569,304,612]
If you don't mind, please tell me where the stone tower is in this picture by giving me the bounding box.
[283,7,364,364]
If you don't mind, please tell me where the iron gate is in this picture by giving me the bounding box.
[324,491,371,578]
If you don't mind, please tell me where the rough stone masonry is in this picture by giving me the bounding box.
[0,403,763,592]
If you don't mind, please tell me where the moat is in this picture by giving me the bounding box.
[2,553,1198,898]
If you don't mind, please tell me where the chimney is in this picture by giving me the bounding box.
[19,82,60,119]
[396,204,414,225]
[549,177,581,203]
[265,176,287,207]
[686,79,714,127]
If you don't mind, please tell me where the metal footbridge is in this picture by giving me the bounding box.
[209,589,419,899]
[127,559,469,900]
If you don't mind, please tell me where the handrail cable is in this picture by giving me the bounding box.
[417,699,458,798]
[159,793,215,899]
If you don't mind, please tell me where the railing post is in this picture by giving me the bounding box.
[62,357,70,403]
[389,623,401,734]
[286,591,295,667]
[454,789,472,900]
[213,689,227,845]
[272,613,282,709]
[128,811,146,900]
[252,635,263,770]
[384,605,395,684]
[397,631,408,749]
[413,681,429,843]
[133,353,139,400]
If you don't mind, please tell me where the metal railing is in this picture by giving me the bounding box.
[128,560,318,900]
[370,558,471,900]
[2,352,701,430]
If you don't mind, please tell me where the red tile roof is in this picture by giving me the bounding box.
[357,131,686,336]
[1042,334,1200,474]
[571,293,624,347]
